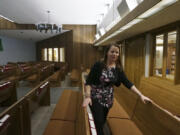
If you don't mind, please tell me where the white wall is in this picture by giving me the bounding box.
[0,36,36,65]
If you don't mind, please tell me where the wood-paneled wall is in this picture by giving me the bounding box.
[115,33,180,132]
[63,25,103,70]
[36,30,73,63]
[37,25,103,71]
[0,17,35,29]
[124,35,145,88]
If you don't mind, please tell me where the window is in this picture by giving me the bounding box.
[153,31,177,81]
[42,48,47,61]
[154,34,164,77]
[48,48,53,61]
[60,48,65,62]
[54,48,59,62]
[41,47,65,62]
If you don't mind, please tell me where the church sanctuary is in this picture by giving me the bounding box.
[0,0,180,135]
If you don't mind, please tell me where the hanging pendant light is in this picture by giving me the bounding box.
[36,11,62,34]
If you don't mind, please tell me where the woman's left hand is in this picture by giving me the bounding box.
[140,95,153,104]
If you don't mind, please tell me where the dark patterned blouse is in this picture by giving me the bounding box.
[91,67,115,108]
[86,61,133,108]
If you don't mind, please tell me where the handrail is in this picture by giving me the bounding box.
[82,72,97,135]
[152,101,180,122]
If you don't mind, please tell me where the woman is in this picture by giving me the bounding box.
[82,44,152,135]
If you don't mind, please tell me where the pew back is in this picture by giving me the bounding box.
[0,81,17,106]
[114,77,180,135]
[0,79,50,135]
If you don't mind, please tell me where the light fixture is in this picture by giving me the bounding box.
[0,15,14,22]
[95,33,100,40]
[126,0,138,11]
[99,27,106,36]
[36,11,62,34]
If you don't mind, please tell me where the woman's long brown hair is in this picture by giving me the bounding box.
[102,44,123,70]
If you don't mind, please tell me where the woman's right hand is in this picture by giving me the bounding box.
[82,97,92,107]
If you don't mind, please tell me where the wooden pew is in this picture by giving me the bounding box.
[40,65,52,81]
[43,90,77,135]
[133,77,180,135]
[107,78,180,135]
[70,69,80,86]
[0,65,18,83]
[24,67,40,87]
[0,114,10,135]
[17,65,33,81]
[49,64,67,87]
[139,77,180,116]
[43,73,95,135]
[0,96,31,135]
[43,90,94,135]
[49,70,62,87]
[0,81,17,106]
[25,81,50,114]
[0,79,50,135]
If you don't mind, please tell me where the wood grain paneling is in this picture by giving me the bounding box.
[175,26,180,84]
[124,35,145,88]
[140,77,180,116]
[114,86,139,119]
[0,17,35,29]
[132,97,180,135]
[36,31,72,65]
[63,25,103,70]
[37,25,103,72]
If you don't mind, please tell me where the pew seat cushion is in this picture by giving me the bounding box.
[51,90,78,121]
[43,120,75,135]
[108,98,130,119]
[108,118,143,135]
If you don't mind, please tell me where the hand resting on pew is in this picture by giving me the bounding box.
[130,85,153,104]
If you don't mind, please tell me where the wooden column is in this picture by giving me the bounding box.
[175,26,180,84]
[162,33,168,78]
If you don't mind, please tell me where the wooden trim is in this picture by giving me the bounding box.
[149,34,154,76]
[52,48,54,62]
[47,48,49,61]
[0,17,36,30]
[175,26,180,84]
[162,33,168,78]
[58,48,60,62]
[152,35,156,76]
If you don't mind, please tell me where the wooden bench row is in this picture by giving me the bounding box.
[48,64,68,87]
[43,72,95,135]
[110,80,180,135]
[82,72,180,135]
[69,68,90,87]
[0,79,50,135]
[43,89,93,135]
[0,63,55,87]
